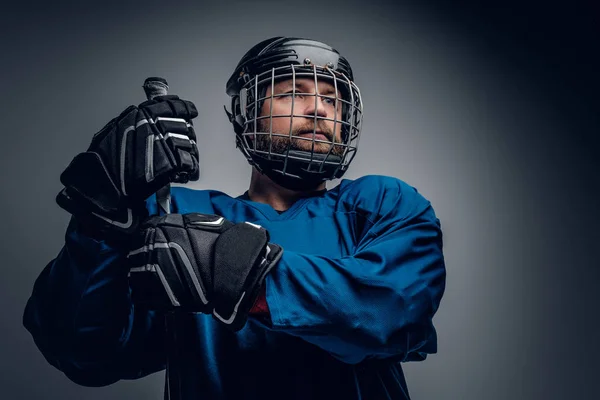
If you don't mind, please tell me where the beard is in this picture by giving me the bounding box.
[255,119,346,157]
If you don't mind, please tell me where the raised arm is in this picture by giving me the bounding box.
[24,90,199,386]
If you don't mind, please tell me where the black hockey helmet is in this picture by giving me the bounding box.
[224,36,363,190]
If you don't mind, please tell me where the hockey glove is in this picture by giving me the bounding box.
[56,95,199,240]
[126,213,283,332]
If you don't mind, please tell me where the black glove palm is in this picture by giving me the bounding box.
[57,95,199,240]
[127,213,283,332]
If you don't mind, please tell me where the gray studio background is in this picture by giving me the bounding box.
[2,1,598,399]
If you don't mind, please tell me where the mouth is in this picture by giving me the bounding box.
[296,130,331,141]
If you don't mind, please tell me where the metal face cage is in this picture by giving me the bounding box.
[233,63,363,183]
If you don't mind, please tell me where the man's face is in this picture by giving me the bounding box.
[254,77,345,157]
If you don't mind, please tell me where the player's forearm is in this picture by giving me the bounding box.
[265,251,444,364]
[23,218,165,385]
[263,212,446,364]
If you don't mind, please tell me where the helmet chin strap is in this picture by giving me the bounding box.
[257,150,343,191]
[263,169,325,191]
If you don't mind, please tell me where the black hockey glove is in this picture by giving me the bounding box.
[126,213,283,332]
[56,95,199,241]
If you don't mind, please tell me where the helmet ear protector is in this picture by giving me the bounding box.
[224,73,253,135]
[224,37,364,189]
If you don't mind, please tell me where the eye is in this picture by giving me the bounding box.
[322,96,336,105]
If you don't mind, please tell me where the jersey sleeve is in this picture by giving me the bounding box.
[22,213,166,386]
[263,176,446,364]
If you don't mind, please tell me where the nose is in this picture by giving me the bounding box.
[301,94,328,119]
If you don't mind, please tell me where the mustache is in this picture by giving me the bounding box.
[292,124,335,141]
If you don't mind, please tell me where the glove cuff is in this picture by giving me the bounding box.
[212,223,283,331]
[57,187,147,245]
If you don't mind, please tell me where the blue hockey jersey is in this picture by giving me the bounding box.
[23,175,446,399]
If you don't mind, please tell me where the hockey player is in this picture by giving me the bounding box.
[23,37,446,399]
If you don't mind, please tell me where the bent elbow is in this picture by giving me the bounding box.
[334,291,441,364]
[344,319,438,364]
[60,361,122,387]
